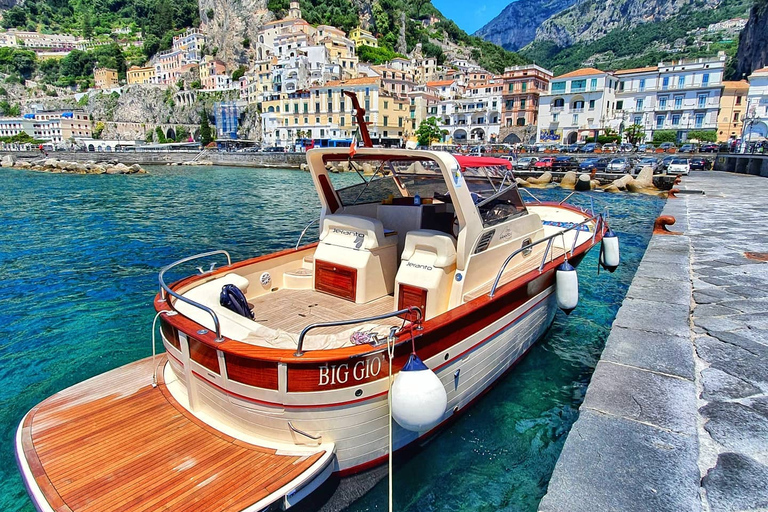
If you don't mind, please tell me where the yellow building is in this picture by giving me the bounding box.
[717,80,750,142]
[126,65,155,85]
[349,27,378,48]
[93,67,118,89]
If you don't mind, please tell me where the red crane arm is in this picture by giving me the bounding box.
[342,90,373,148]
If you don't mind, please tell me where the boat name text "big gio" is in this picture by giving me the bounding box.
[318,355,384,386]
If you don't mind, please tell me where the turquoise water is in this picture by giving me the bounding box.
[0,166,663,512]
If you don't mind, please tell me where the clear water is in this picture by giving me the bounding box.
[0,166,664,512]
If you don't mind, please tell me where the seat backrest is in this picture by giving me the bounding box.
[401,229,457,268]
[320,214,386,251]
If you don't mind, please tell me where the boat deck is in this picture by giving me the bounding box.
[17,356,327,512]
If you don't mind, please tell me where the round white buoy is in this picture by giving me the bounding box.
[391,353,447,432]
[556,261,579,314]
[600,229,620,272]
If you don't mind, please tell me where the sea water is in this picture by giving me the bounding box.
[0,166,664,512]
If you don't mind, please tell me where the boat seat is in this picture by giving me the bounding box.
[394,230,456,320]
[314,214,397,303]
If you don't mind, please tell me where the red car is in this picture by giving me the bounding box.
[534,157,555,168]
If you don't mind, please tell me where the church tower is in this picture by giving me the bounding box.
[288,1,301,19]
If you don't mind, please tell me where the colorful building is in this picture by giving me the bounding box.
[501,64,552,129]
[127,65,155,85]
[93,68,119,89]
[717,80,749,142]
[349,28,378,48]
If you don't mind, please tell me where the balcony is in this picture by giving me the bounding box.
[552,106,564,112]
[571,108,584,113]
[570,87,586,93]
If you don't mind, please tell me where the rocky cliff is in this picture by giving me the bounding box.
[473,0,578,51]
[534,0,718,47]
[736,0,768,76]
[199,0,274,68]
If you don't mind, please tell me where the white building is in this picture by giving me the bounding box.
[613,55,726,142]
[0,118,35,138]
[437,82,503,143]
[537,68,618,144]
[744,66,768,146]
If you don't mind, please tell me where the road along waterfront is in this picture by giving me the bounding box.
[541,170,768,512]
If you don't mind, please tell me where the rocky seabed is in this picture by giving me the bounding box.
[1,154,147,175]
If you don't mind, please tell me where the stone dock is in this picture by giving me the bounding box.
[540,171,768,512]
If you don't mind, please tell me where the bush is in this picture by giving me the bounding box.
[686,130,716,142]
[653,130,678,143]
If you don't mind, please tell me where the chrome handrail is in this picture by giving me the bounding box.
[158,250,232,342]
[296,217,320,249]
[489,212,604,298]
[294,307,422,356]
[519,188,542,203]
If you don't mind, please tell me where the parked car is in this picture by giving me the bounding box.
[619,143,635,152]
[534,157,556,168]
[638,143,655,152]
[579,143,602,153]
[700,143,720,153]
[658,142,677,151]
[566,143,581,152]
[607,157,632,173]
[659,155,676,171]
[689,157,711,171]
[602,143,618,153]
[263,146,286,152]
[667,158,691,175]
[515,156,539,170]
[579,157,610,172]
[679,144,698,153]
[552,156,579,171]
[637,157,661,173]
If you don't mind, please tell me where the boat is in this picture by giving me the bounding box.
[15,95,618,512]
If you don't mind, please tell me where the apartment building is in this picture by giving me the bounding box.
[538,68,619,144]
[501,64,552,128]
[745,67,768,143]
[93,68,119,89]
[436,82,503,143]
[0,118,35,138]
[612,55,726,141]
[349,27,378,48]
[127,65,155,85]
[199,56,229,90]
[717,80,749,142]
[425,79,462,100]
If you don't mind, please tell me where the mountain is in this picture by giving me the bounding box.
[735,0,768,76]
[473,0,578,51]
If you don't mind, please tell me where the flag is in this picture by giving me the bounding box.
[349,135,357,157]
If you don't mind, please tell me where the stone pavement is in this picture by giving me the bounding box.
[540,171,768,512]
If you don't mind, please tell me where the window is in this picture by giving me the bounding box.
[508,83,514,92]
[522,82,527,92]
[384,101,388,109]
[398,117,403,127]
[383,116,388,126]
[520,99,526,109]
[573,100,585,111]
[553,98,564,108]
[639,79,646,91]
[590,78,598,91]
[340,117,345,126]
[303,117,308,124]
[340,100,345,111]
[634,116,642,125]
[294,104,299,114]
[315,102,320,113]
[571,79,586,92]
[506,99,515,109]
[678,76,685,88]
[698,94,707,108]
[672,114,681,126]
[702,73,709,86]
[736,95,742,105]
[662,77,669,90]
[656,115,664,129]
[695,113,704,128]
[636,98,644,110]
[551,82,566,93]
[303,103,308,113]
[553,113,559,122]
[659,97,667,109]
[616,100,624,110]
[316,117,320,124]
[674,96,683,109]
[328,102,333,112]
[589,99,595,110]
[733,111,740,122]
[572,114,579,124]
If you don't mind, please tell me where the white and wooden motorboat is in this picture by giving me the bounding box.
[16,102,619,512]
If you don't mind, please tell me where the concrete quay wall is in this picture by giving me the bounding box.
[0,150,307,168]
[541,171,768,512]
[714,153,768,177]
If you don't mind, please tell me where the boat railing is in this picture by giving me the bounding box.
[158,250,232,342]
[294,307,423,357]
[295,217,320,249]
[489,210,606,298]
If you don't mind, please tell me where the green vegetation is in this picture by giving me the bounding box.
[93,121,105,139]
[0,100,21,116]
[622,124,645,144]
[0,132,41,144]
[521,0,751,75]
[687,130,717,142]
[652,130,678,143]
[268,0,359,33]
[357,45,407,65]
[0,48,37,79]
[200,111,213,145]
[231,66,248,82]
[416,117,446,146]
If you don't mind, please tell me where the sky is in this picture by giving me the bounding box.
[432,0,514,34]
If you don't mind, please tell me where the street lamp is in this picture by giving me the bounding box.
[740,102,759,154]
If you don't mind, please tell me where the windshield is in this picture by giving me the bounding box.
[671,159,688,164]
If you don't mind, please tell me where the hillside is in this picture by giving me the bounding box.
[735,0,768,75]
[473,0,578,51]
[519,0,752,75]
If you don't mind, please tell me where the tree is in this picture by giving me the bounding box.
[686,130,716,142]
[1,7,27,29]
[652,130,678,143]
[622,124,645,144]
[416,117,444,147]
[93,121,105,139]
[231,66,247,82]
[200,111,213,145]
[155,126,168,143]
[81,11,93,39]
[143,35,160,59]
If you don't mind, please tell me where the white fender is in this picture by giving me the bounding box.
[600,229,620,272]
[556,261,579,315]
[391,353,447,432]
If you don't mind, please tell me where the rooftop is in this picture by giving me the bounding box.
[553,67,607,79]
[613,66,658,75]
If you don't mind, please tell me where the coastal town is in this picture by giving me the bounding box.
[0,2,765,153]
